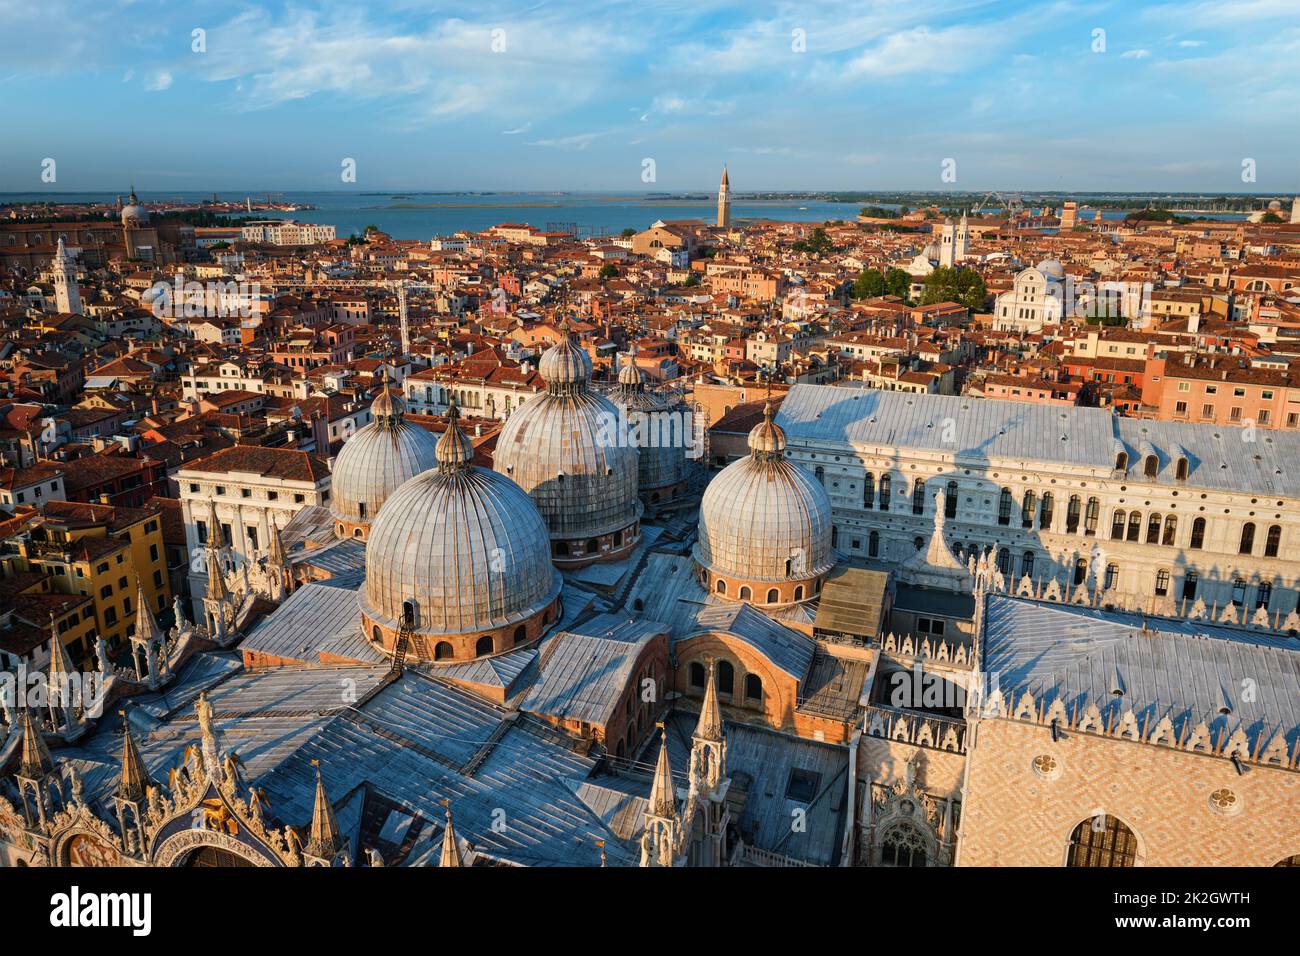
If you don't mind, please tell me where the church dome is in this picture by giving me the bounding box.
[494,319,642,565]
[331,380,440,538]
[608,350,690,501]
[360,404,561,660]
[1035,258,1064,279]
[693,401,834,604]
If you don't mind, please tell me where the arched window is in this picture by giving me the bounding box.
[587,538,600,554]
[1175,457,1189,481]
[434,641,454,660]
[1066,815,1138,867]
[945,481,958,519]
[1162,515,1177,546]
[1126,511,1141,542]
[1239,523,1255,555]
[1073,558,1088,586]
[1155,569,1170,596]
[744,673,763,703]
[997,488,1012,525]
[1146,513,1162,544]
[996,548,1010,574]
[513,625,527,646]
[476,636,494,656]
[1066,495,1081,533]
[1143,455,1158,478]
[913,480,926,515]
[914,536,924,551]
[868,530,879,558]
[1115,451,1128,471]
[716,579,727,595]
[717,660,735,694]
[402,601,417,627]
[1104,563,1119,590]
[794,585,804,601]
[863,472,875,509]
[1190,517,1206,549]
[766,588,779,604]
[814,465,825,485]
[689,661,706,689]
[1265,524,1281,558]
[372,625,382,644]
[739,585,752,601]
[1021,551,1035,578]
[879,474,892,510]
[1021,490,1036,528]
[880,824,927,867]
[1039,492,1053,530]
[1110,510,1125,540]
[1181,570,1198,601]
[1257,582,1273,609]
[1084,497,1100,535]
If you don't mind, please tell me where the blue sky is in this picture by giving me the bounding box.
[1,0,1297,193]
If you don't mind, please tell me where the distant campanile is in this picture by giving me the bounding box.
[717,166,731,228]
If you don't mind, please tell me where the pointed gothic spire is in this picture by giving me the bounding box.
[440,800,466,867]
[305,761,343,861]
[18,706,53,779]
[268,518,287,568]
[116,710,151,803]
[694,659,724,742]
[133,585,163,646]
[648,725,677,820]
[46,623,74,682]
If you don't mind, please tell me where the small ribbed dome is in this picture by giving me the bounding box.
[1035,258,1064,278]
[538,318,593,388]
[609,351,689,495]
[618,353,644,387]
[694,403,833,586]
[495,320,642,547]
[360,425,560,638]
[435,399,474,471]
[331,380,440,530]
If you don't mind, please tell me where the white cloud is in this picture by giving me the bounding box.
[1122,49,1151,59]
[145,70,172,91]
[1177,39,1206,47]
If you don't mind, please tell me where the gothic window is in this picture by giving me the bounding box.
[1126,511,1141,542]
[913,480,926,515]
[1021,491,1036,528]
[1162,515,1177,546]
[863,472,875,509]
[880,824,928,868]
[998,488,1012,525]
[1073,558,1088,586]
[1155,569,1170,596]
[1146,513,1162,544]
[1111,510,1125,540]
[945,481,958,519]
[717,660,735,695]
[1239,523,1256,555]
[689,661,706,689]
[1066,495,1081,533]
[744,673,763,703]
[1084,497,1099,535]
[1021,551,1035,578]
[1265,524,1281,558]
[475,636,494,656]
[1066,815,1138,867]
[1190,517,1206,549]
[1039,492,1053,530]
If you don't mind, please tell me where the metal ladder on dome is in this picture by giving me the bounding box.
[390,620,413,676]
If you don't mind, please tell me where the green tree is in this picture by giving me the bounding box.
[683,272,701,287]
[918,266,987,311]
[620,227,636,238]
[884,267,912,300]
[852,268,886,299]
[1260,212,1283,224]
[599,263,618,279]
[792,227,834,256]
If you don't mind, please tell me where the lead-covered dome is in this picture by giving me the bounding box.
[359,402,561,661]
[694,401,834,606]
[331,377,440,539]
[493,318,642,566]
[608,349,689,503]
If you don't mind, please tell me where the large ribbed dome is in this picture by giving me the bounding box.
[360,404,560,641]
[331,380,440,533]
[694,401,834,587]
[494,321,642,553]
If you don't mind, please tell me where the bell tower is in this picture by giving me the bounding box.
[717,167,732,228]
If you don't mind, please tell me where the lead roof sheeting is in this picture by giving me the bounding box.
[982,595,1300,749]
[776,383,1300,496]
[240,583,365,662]
[688,603,816,682]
